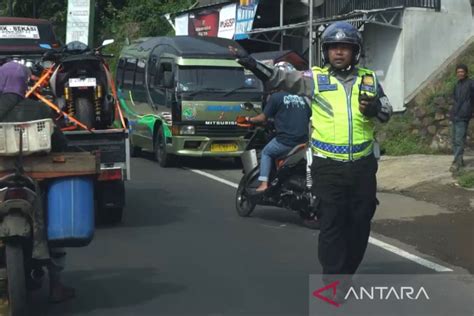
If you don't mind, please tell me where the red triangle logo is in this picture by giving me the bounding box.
[312,280,341,307]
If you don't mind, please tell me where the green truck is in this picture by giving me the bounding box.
[116,36,262,167]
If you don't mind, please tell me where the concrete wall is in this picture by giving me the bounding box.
[363,24,405,112]
[361,0,473,112]
[402,0,473,103]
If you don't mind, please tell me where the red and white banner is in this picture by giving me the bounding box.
[175,3,237,39]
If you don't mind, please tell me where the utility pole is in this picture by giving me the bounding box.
[309,0,313,68]
[33,0,37,18]
[280,0,284,50]
[8,0,13,16]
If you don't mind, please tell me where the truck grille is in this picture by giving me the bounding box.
[195,125,249,138]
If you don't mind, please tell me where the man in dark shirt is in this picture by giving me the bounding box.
[246,62,311,192]
[451,64,474,172]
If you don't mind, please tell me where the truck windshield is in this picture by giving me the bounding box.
[177,66,262,94]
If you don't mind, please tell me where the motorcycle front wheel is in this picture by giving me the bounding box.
[5,240,27,316]
[235,176,256,217]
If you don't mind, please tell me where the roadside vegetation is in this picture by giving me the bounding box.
[458,170,474,189]
[377,42,474,156]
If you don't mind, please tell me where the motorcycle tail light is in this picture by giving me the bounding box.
[1,187,36,203]
[5,188,28,200]
[98,169,122,181]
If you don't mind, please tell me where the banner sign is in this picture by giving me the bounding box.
[175,1,258,40]
[66,0,94,46]
[235,0,259,40]
[218,4,237,39]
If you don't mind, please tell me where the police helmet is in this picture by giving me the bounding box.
[321,21,363,65]
[275,61,296,72]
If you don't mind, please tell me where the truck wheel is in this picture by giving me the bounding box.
[5,240,27,316]
[75,97,95,129]
[154,127,173,168]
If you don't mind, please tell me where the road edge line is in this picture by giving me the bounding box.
[188,168,453,273]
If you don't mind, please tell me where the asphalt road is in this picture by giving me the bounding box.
[33,157,473,316]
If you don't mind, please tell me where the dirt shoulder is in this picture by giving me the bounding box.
[373,154,474,273]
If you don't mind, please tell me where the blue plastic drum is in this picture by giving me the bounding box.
[47,177,94,247]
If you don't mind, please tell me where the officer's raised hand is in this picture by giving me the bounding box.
[228,45,273,82]
[359,93,377,117]
[228,45,256,70]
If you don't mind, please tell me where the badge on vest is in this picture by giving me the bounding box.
[317,74,338,92]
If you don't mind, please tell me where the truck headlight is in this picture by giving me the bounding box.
[180,126,195,135]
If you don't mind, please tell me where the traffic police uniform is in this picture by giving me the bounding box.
[236,21,393,277]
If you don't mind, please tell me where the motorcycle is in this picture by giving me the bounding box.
[235,103,320,229]
[0,120,52,316]
[42,39,116,130]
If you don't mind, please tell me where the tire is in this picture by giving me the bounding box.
[5,241,27,316]
[235,176,256,217]
[98,207,123,225]
[75,97,95,129]
[154,127,173,168]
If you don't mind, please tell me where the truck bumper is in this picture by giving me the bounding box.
[166,136,247,158]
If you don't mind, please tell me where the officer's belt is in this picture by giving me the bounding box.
[312,140,372,155]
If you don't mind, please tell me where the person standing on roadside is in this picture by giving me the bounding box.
[451,64,474,172]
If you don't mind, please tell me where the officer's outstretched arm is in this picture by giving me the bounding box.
[236,54,314,97]
[266,67,314,98]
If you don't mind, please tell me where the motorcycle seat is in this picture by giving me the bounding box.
[275,143,306,168]
[285,144,306,157]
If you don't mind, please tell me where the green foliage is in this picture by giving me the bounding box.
[458,171,474,189]
[100,0,192,71]
[377,113,434,156]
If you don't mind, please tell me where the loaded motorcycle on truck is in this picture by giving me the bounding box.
[28,39,130,224]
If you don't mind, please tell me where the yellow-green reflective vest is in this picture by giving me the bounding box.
[311,66,377,161]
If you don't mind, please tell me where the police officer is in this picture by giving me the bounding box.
[231,22,392,281]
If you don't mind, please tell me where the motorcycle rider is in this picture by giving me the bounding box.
[231,21,392,295]
[0,61,75,303]
[244,61,311,192]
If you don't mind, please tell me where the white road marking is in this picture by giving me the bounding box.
[368,237,453,272]
[188,169,238,188]
[188,168,454,273]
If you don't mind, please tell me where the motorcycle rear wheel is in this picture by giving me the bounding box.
[75,97,95,129]
[236,176,256,217]
[5,240,27,316]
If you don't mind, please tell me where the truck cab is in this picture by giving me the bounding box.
[117,36,263,167]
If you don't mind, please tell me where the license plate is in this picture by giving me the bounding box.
[211,143,238,152]
[69,78,96,88]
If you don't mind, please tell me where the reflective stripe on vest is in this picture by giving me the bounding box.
[311,66,376,161]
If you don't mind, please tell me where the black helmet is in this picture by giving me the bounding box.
[321,21,363,65]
